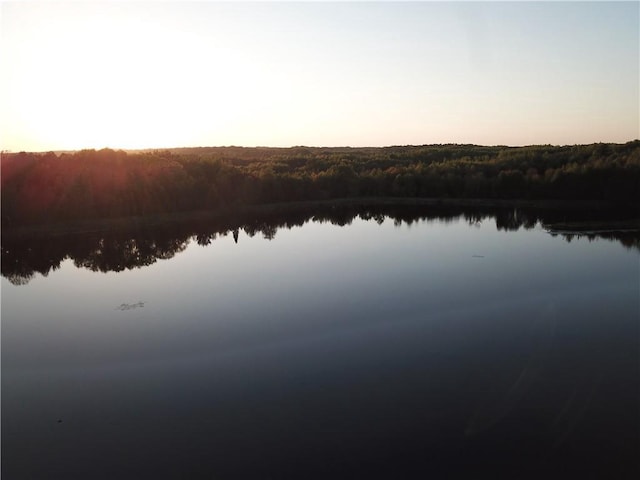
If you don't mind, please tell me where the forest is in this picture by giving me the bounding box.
[1,141,639,228]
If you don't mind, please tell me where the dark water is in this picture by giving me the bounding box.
[2,205,639,479]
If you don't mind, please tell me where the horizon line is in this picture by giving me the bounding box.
[3,139,640,155]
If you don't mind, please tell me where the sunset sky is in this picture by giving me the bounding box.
[1,1,638,152]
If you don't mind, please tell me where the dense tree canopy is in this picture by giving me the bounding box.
[2,141,638,227]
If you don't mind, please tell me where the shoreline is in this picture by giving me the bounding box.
[2,197,638,240]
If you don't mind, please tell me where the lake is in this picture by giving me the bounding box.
[2,204,638,479]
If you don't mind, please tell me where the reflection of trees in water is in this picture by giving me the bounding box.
[551,232,640,252]
[615,234,640,251]
[195,232,217,246]
[2,204,638,285]
[495,208,539,231]
[73,236,190,272]
[4,270,35,286]
[2,229,193,284]
[1,242,65,285]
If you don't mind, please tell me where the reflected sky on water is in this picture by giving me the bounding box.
[2,208,638,479]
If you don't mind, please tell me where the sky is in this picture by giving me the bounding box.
[1,1,638,151]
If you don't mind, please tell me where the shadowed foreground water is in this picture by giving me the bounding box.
[2,206,638,479]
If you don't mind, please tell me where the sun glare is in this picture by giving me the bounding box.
[1,2,638,151]
[2,3,287,151]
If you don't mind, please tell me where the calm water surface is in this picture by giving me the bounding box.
[2,207,638,478]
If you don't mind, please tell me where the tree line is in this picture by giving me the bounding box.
[2,141,638,227]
